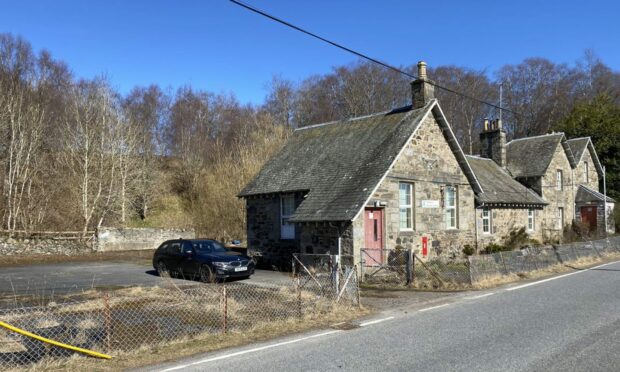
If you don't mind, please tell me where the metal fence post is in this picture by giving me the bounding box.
[103,292,111,353]
[355,265,361,307]
[406,249,413,285]
[296,275,302,320]
[222,286,228,334]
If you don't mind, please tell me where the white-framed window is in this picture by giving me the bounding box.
[399,182,414,230]
[445,186,457,229]
[280,194,295,240]
[584,162,589,183]
[527,209,535,231]
[557,207,564,230]
[556,170,563,191]
[482,208,491,234]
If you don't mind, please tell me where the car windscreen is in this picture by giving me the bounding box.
[192,241,228,253]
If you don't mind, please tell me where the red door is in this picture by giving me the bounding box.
[364,208,384,265]
[581,206,597,231]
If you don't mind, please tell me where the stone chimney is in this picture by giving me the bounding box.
[411,61,435,109]
[479,118,506,168]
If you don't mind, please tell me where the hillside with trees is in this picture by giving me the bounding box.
[1,33,619,240]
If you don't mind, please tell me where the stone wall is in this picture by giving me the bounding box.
[360,114,476,259]
[539,143,575,242]
[0,238,92,256]
[476,207,543,248]
[575,148,600,192]
[246,194,304,268]
[96,227,195,252]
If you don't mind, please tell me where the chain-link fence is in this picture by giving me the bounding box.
[361,236,620,287]
[0,271,360,369]
[360,248,470,287]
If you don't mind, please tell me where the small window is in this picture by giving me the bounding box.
[445,186,457,229]
[556,170,563,191]
[482,208,491,234]
[557,207,564,230]
[280,194,295,240]
[399,182,414,230]
[527,209,535,231]
[584,162,589,183]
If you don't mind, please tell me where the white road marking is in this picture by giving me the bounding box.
[506,271,584,291]
[464,292,495,300]
[418,303,451,312]
[359,316,395,327]
[589,260,620,270]
[158,330,342,371]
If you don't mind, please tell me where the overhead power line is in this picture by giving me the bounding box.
[230,0,520,116]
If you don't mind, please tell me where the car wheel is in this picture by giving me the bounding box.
[199,265,215,283]
[157,261,168,277]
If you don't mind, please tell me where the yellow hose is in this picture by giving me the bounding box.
[0,320,112,360]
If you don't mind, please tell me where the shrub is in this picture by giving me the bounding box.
[482,243,510,254]
[462,244,475,256]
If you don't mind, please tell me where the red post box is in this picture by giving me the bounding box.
[422,236,428,257]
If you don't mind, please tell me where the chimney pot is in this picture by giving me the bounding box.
[483,118,489,131]
[417,61,427,80]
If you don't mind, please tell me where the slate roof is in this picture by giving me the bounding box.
[575,185,615,203]
[565,137,590,164]
[505,133,575,178]
[565,137,604,177]
[465,156,547,207]
[239,100,481,222]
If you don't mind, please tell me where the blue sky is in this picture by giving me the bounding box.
[1,0,618,104]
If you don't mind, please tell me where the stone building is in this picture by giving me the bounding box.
[566,137,615,235]
[470,124,615,245]
[239,62,482,267]
[239,61,615,267]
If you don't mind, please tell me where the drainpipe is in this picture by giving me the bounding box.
[474,205,479,253]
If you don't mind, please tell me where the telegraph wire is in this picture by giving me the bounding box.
[229,0,521,116]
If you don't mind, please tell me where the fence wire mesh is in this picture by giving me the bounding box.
[0,270,359,369]
[361,236,620,287]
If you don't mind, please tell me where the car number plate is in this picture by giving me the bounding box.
[235,267,247,272]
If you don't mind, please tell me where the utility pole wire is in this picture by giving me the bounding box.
[229,0,520,116]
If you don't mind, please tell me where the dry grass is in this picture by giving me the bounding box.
[10,304,368,372]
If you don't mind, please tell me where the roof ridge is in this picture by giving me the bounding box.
[294,105,413,132]
[566,136,591,142]
[506,132,565,145]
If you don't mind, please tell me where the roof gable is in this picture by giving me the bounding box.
[239,100,481,222]
[506,133,571,178]
[566,137,604,177]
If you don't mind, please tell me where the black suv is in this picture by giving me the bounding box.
[152,239,255,282]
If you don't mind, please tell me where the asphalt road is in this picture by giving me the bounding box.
[145,260,620,372]
[0,262,293,298]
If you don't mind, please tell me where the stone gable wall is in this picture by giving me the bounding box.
[574,148,600,191]
[359,114,476,259]
[540,144,575,242]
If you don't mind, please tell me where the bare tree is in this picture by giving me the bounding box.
[61,79,122,236]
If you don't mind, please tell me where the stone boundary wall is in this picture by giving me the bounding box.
[96,227,195,252]
[0,238,92,256]
[468,236,620,283]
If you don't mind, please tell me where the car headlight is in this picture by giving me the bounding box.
[212,262,228,268]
